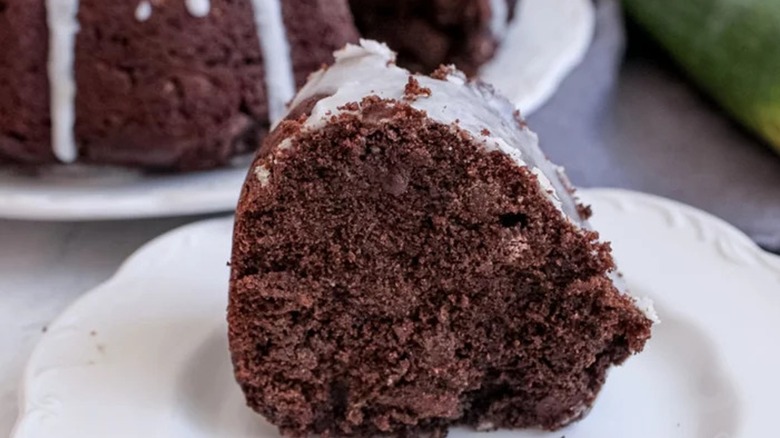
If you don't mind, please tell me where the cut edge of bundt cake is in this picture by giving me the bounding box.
[228,40,656,437]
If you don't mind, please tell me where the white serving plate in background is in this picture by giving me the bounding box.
[12,189,780,437]
[0,0,594,221]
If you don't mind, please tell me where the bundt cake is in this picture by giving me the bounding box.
[0,0,519,171]
[228,41,655,437]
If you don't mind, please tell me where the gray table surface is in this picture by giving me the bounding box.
[530,0,780,253]
[2,2,779,436]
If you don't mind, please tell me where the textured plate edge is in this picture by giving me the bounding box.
[11,189,780,436]
[583,188,780,281]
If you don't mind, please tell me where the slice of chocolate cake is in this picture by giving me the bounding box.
[228,40,655,437]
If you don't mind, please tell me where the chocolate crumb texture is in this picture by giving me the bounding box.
[404,76,433,101]
[229,97,652,437]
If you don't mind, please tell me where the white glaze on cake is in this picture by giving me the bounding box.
[135,1,152,21]
[489,0,509,38]
[46,0,80,163]
[285,40,580,222]
[185,0,211,17]
[279,41,657,319]
[249,0,296,123]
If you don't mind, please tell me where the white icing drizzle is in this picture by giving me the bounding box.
[46,0,80,163]
[489,0,510,38]
[185,0,211,18]
[135,1,152,21]
[285,40,580,222]
[249,0,296,124]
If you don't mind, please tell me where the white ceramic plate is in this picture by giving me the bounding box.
[12,189,780,438]
[0,0,594,221]
[482,0,595,116]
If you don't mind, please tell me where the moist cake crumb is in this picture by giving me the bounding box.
[228,42,653,438]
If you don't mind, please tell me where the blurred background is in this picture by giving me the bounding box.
[531,0,780,254]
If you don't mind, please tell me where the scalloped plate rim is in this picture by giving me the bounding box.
[588,189,779,262]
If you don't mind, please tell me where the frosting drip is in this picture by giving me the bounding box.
[46,0,80,163]
[249,0,296,124]
[185,0,211,17]
[489,0,509,38]
[286,40,581,223]
[135,1,152,21]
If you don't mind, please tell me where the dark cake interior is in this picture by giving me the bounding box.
[229,93,653,436]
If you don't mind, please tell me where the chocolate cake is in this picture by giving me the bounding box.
[228,41,656,437]
[349,0,519,76]
[0,0,518,171]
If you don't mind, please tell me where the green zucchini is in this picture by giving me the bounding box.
[623,0,780,154]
